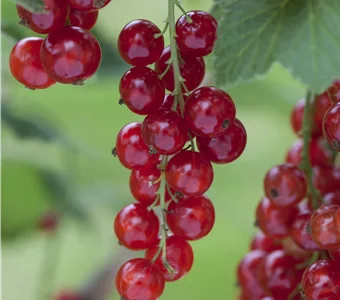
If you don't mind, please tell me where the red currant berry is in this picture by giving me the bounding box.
[264,163,307,208]
[255,197,298,239]
[68,0,110,11]
[114,203,159,250]
[176,10,218,57]
[115,122,160,170]
[310,205,340,250]
[335,207,340,232]
[302,259,340,299]
[37,211,60,233]
[41,26,101,84]
[116,258,165,300]
[323,102,340,151]
[250,230,283,253]
[328,248,340,260]
[118,20,164,67]
[54,291,80,300]
[166,194,215,240]
[315,91,333,128]
[155,46,205,92]
[323,191,340,206]
[17,0,69,34]
[69,8,98,30]
[282,236,313,260]
[196,118,247,164]
[160,94,187,114]
[119,67,165,115]
[165,150,214,196]
[142,110,189,155]
[145,235,194,281]
[328,79,340,102]
[9,38,55,89]
[184,86,236,137]
[313,166,340,196]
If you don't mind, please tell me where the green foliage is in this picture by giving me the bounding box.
[15,0,45,13]
[212,0,340,93]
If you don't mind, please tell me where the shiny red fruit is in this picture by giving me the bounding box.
[69,8,98,30]
[176,10,218,57]
[17,0,69,34]
[165,150,214,196]
[323,102,340,151]
[324,191,340,206]
[335,207,340,232]
[255,197,298,239]
[119,67,164,115]
[282,236,313,260]
[9,37,55,89]
[313,166,340,195]
[264,164,307,208]
[68,0,110,11]
[116,258,165,300]
[184,86,236,137]
[310,205,340,250]
[41,26,101,84]
[166,195,215,240]
[196,118,247,164]
[154,46,205,92]
[160,94,187,114]
[115,122,160,170]
[302,260,340,299]
[145,235,194,281]
[118,20,164,66]
[114,203,159,250]
[328,248,340,260]
[250,230,283,253]
[328,80,340,102]
[142,110,189,155]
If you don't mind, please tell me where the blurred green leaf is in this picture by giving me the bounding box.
[14,0,46,13]
[212,0,340,93]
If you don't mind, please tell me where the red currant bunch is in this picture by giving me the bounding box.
[113,4,247,300]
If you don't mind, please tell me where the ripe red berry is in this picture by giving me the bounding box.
[314,91,333,131]
[328,79,340,102]
[155,46,205,92]
[250,231,283,253]
[165,150,214,196]
[335,206,340,232]
[160,94,187,114]
[114,203,159,250]
[118,19,164,66]
[17,0,69,34]
[145,235,194,281]
[263,163,307,208]
[310,205,340,250]
[166,195,215,240]
[323,102,340,151]
[68,0,110,11]
[69,8,98,30]
[37,211,60,233]
[184,86,236,137]
[176,10,218,57]
[196,118,247,164]
[255,197,298,239]
[41,26,101,84]
[313,166,340,196]
[115,122,160,170]
[142,110,189,155]
[324,191,340,206]
[328,248,340,260]
[302,259,340,299]
[116,258,165,300]
[9,37,56,89]
[282,236,313,260]
[54,291,80,300]
[119,67,165,115]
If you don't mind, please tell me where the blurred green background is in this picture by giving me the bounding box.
[1,0,307,299]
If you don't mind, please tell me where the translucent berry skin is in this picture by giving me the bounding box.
[165,150,214,196]
[118,20,164,67]
[250,231,283,253]
[16,0,69,34]
[282,236,313,260]
[323,102,340,151]
[328,79,340,102]
[114,203,159,250]
[302,260,340,299]
[142,110,189,155]
[313,166,340,196]
[69,8,98,30]
[196,118,247,164]
[9,38,56,89]
[160,94,187,114]
[328,248,340,260]
[145,235,194,281]
[115,122,160,170]
[41,26,101,84]
[255,197,298,239]
[310,205,340,250]
[68,0,110,11]
[119,67,165,115]
[116,258,165,300]
[154,46,205,92]
[166,195,215,241]
[184,86,236,137]
[264,163,307,208]
[323,191,340,206]
[335,207,340,232]
[176,10,218,57]
[237,250,267,298]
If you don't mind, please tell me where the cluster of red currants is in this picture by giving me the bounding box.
[9,0,108,89]
[237,81,340,300]
[112,9,247,300]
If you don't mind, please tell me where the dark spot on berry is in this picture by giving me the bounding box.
[112,147,117,157]
[148,146,157,155]
[254,220,259,227]
[222,119,230,128]
[118,98,125,105]
[270,188,279,198]
[332,140,340,151]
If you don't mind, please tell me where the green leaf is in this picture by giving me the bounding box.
[14,0,46,13]
[212,0,340,93]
